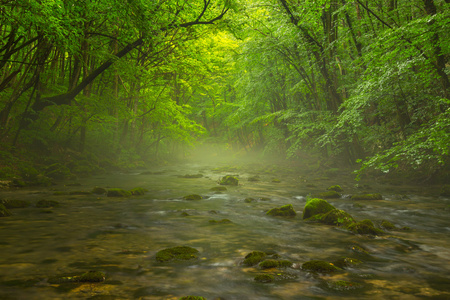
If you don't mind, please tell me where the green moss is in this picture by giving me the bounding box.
[325,280,363,291]
[183,194,202,200]
[0,204,12,217]
[243,251,266,266]
[360,219,374,227]
[266,204,296,217]
[155,246,199,262]
[36,199,59,208]
[1,199,29,208]
[259,259,279,269]
[106,188,132,197]
[210,186,227,192]
[302,198,336,219]
[218,175,239,186]
[92,187,107,194]
[315,191,341,199]
[129,187,148,195]
[301,260,342,273]
[351,193,383,200]
[380,220,396,230]
[327,185,343,192]
[254,274,274,283]
[347,221,384,235]
[319,209,355,226]
[332,257,363,269]
[350,244,370,255]
[271,178,281,183]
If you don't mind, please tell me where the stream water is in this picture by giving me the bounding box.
[0,159,449,299]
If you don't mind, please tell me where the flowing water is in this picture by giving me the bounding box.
[1,159,449,299]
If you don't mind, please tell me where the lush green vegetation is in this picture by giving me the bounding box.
[0,0,448,182]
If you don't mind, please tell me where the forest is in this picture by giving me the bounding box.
[0,0,449,183]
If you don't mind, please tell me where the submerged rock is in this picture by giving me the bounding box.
[91,187,107,194]
[302,198,335,219]
[183,194,202,200]
[218,175,239,186]
[380,220,396,230]
[129,187,148,195]
[248,175,261,182]
[324,280,363,292]
[302,260,342,273]
[243,251,266,266]
[107,188,132,197]
[266,204,296,217]
[1,199,29,208]
[347,220,384,235]
[155,246,199,262]
[209,219,232,224]
[36,199,59,208]
[180,174,203,178]
[315,191,341,199]
[254,274,274,283]
[0,204,12,217]
[351,193,383,200]
[179,297,206,300]
[48,270,105,284]
[210,186,227,192]
[259,259,292,269]
[332,257,363,269]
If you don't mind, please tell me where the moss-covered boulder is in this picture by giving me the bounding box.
[259,259,292,269]
[440,185,450,197]
[301,260,342,273]
[254,274,274,283]
[319,209,355,227]
[183,194,202,200]
[332,257,363,269]
[107,188,132,197]
[327,185,343,192]
[0,204,12,217]
[210,186,227,192]
[302,198,335,219]
[243,251,266,266]
[91,187,107,194]
[315,191,341,199]
[1,199,29,208]
[266,204,296,217]
[129,187,148,195]
[36,199,59,208]
[351,193,383,200]
[218,175,239,186]
[78,271,106,282]
[155,246,199,262]
[380,220,396,230]
[347,220,384,235]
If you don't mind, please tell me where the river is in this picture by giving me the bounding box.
[1,159,449,299]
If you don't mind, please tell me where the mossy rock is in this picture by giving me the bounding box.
[254,274,274,283]
[183,194,202,200]
[155,246,199,262]
[266,204,296,217]
[271,178,281,183]
[327,185,343,192]
[107,188,132,197]
[218,175,239,186]
[244,197,256,203]
[302,198,335,219]
[179,297,206,300]
[0,204,12,217]
[347,221,384,235]
[315,191,341,199]
[332,257,363,269]
[92,187,107,194]
[209,219,232,224]
[248,175,261,182]
[243,251,266,266]
[351,193,383,200]
[302,260,342,273]
[36,199,59,208]
[319,209,355,227]
[210,186,227,192]
[129,187,148,195]
[1,199,29,208]
[324,280,363,292]
[349,244,370,256]
[79,271,106,282]
[380,220,396,230]
[259,259,292,269]
[440,185,450,197]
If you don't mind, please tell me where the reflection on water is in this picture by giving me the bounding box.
[0,162,449,299]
